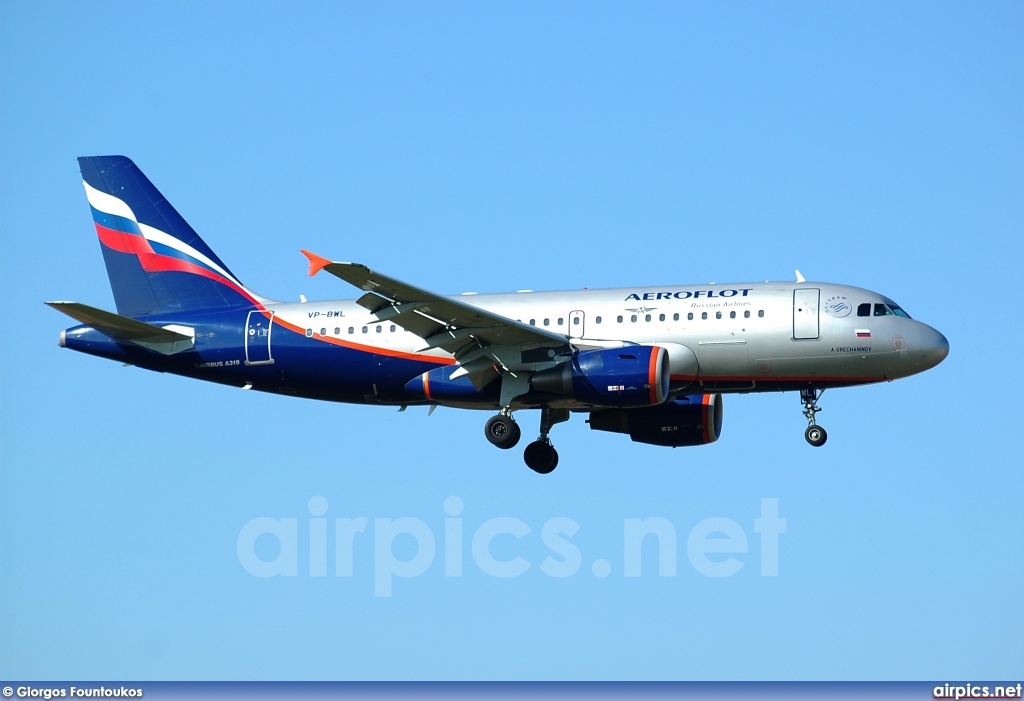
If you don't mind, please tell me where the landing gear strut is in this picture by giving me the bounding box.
[523,408,569,474]
[484,409,521,450]
[801,388,827,447]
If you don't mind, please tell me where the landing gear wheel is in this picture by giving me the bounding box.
[524,441,558,474]
[485,415,521,449]
[805,425,827,447]
[800,388,827,447]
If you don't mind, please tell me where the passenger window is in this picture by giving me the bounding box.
[874,304,893,317]
[334,327,340,335]
[320,327,326,336]
[529,319,535,326]
[376,325,382,333]
[631,314,637,322]
[573,317,580,325]
[701,312,708,320]
[596,316,602,324]
[348,327,354,334]
[557,318,564,325]
[645,314,651,322]
[673,313,679,321]
[390,325,396,332]
[857,303,871,317]
[730,311,736,319]
[617,315,623,323]
[687,313,693,321]
[544,318,550,326]
[715,312,722,319]
[362,326,368,334]
[744,311,750,319]
[659,313,665,321]
[305,328,313,338]
[758,310,764,318]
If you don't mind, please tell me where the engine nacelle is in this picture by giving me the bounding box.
[532,346,670,408]
[588,393,723,446]
[404,364,498,405]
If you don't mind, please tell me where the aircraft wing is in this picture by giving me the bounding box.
[301,251,567,387]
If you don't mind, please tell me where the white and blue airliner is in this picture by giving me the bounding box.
[50,157,949,473]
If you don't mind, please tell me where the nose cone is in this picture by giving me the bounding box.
[916,324,949,371]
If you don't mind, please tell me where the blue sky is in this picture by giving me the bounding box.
[1,1,1022,681]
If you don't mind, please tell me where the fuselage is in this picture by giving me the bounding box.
[61,280,949,410]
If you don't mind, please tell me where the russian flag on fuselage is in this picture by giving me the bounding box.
[79,156,266,316]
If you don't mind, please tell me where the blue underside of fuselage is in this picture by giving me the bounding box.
[62,308,456,405]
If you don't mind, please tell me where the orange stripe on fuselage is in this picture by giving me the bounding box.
[696,374,885,383]
[270,315,457,365]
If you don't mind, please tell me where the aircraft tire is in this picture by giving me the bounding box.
[485,415,521,449]
[524,441,558,474]
[804,425,828,447]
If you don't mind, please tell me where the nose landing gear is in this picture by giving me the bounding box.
[801,388,827,447]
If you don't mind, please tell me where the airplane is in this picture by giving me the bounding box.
[49,156,949,473]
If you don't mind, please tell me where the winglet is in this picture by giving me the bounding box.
[301,250,333,277]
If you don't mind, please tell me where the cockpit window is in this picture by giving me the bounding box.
[872,302,911,318]
[857,303,871,317]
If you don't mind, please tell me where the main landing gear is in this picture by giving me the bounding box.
[484,410,521,450]
[484,407,569,474]
[801,388,828,447]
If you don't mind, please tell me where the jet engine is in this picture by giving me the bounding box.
[587,393,723,446]
[531,346,670,408]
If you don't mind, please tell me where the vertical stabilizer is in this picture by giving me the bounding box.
[79,156,268,316]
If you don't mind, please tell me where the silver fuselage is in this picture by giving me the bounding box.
[267,280,948,408]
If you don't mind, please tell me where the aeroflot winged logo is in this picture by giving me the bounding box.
[624,289,754,301]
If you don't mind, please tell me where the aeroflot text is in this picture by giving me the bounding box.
[236,497,786,596]
[624,289,753,301]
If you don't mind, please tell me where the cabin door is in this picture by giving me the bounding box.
[793,289,820,340]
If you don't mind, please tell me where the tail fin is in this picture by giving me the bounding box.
[79,156,269,317]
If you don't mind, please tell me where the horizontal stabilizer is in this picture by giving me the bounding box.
[46,301,195,355]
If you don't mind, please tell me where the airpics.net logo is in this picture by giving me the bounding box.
[236,497,787,596]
